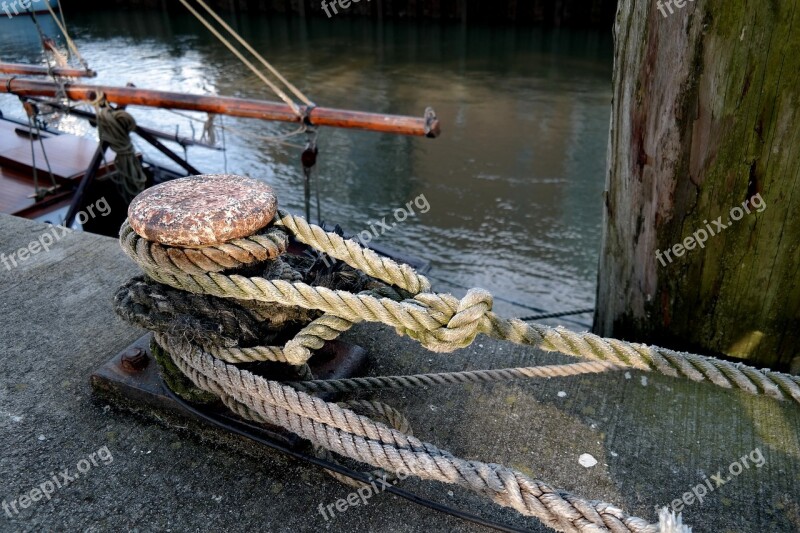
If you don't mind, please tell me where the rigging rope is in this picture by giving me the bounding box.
[20,100,58,199]
[192,0,315,108]
[287,361,622,394]
[25,9,69,102]
[518,308,595,322]
[165,108,307,149]
[177,0,304,117]
[43,1,90,71]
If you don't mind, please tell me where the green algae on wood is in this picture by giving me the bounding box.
[595,0,800,369]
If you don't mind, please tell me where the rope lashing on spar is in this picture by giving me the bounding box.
[96,105,147,201]
[112,175,793,533]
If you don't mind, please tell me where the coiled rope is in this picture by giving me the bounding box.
[96,106,147,201]
[115,207,798,532]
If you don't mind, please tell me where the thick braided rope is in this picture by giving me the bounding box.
[118,215,687,532]
[258,218,799,404]
[288,361,621,394]
[158,333,660,533]
[181,369,405,490]
[113,275,311,366]
[342,400,414,435]
[483,317,800,404]
[120,219,289,276]
[274,210,431,294]
[132,258,800,405]
[314,400,415,489]
[282,286,412,365]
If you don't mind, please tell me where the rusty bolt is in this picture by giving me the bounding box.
[121,347,149,372]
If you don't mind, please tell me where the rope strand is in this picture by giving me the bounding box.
[177,0,304,117]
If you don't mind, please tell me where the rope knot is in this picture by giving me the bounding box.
[407,289,493,352]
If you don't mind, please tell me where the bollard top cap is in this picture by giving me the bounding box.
[127,174,278,247]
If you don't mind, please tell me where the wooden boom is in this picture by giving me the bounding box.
[0,62,97,78]
[0,77,440,138]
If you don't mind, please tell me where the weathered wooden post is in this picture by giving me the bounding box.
[594,0,800,369]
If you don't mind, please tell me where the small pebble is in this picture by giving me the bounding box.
[624,372,632,380]
[579,453,598,468]
[11,415,23,423]
[447,490,454,497]
[557,391,567,398]
[610,451,619,457]
[37,435,46,441]
[641,376,648,386]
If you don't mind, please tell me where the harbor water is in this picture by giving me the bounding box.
[0,9,613,322]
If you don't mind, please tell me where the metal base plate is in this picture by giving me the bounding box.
[91,334,368,448]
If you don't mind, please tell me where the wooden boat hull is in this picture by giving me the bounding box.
[0,114,181,234]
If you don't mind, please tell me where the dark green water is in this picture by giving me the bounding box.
[0,9,613,322]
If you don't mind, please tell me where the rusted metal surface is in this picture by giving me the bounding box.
[0,78,441,138]
[121,347,149,372]
[127,174,278,247]
[91,334,368,449]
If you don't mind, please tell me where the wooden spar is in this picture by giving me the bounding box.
[0,62,97,78]
[24,97,220,150]
[0,77,441,138]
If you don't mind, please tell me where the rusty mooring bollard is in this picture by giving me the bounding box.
[127,174,278,247]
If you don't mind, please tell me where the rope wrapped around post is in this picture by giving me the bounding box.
[120,210,800,404]
[96,106,147,201]
[113,174,796,533]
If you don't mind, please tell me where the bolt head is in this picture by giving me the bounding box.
[121,347,149,372]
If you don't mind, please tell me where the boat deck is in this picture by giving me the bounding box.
[0,118,116,219]
[1,213,798,532]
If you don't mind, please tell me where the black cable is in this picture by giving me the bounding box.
[425,273,549,314]
[162,385,533,533]
[517,308,594,322]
